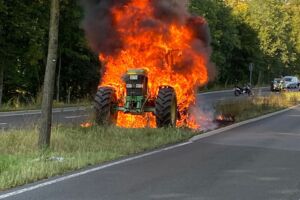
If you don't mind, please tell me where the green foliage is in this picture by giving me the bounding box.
[190,0,257,84]
[0,0,99,104]
[0,0,49,102]
[58,0,99,100]
[190,0,300,85]
[246,0,296,65]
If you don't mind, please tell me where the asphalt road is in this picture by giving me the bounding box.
[1,105,299,200]
[0,107,91,130]
[0,88,270,129]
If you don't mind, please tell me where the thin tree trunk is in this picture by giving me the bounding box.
[56,49,61,101]
[0,64,4,108]
[257,70,262,86]
[67,86,72,104]
[38,0,60,148]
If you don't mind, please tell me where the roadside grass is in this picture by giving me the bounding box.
[0,126,194,191]
[215,92,300,122]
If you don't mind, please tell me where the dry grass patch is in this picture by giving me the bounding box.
[216,92,300,122]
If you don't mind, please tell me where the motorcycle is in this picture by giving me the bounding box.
[234,85,253,96]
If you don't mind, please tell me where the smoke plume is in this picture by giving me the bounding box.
[81,0,215,80]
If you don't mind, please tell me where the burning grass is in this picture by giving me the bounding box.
[216,92,300,122]
[0,126,194,191]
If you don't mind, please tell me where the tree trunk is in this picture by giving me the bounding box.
[56,49,61,101]
[0,64,4,108]
[38,0,60,148]
[257,70,262,86]
[67,86,72,104]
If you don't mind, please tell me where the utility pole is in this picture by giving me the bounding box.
[38,0,60,148]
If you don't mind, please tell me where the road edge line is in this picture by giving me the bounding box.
[198,87,268,95]
[190,104,300,142]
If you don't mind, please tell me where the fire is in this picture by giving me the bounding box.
[80,122,93,128]
[215,114,235,123]
[95,0,210,129]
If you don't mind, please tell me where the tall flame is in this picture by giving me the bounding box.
[83,0,212,129]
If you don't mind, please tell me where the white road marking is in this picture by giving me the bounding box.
[0,123,7,125]
[0,107,88,117]
[275,132,300,137]
[0,141,192,199]
[198,87,268,95]
[198,89,233,95]
[64,115,88,119]
[288,115,300,117]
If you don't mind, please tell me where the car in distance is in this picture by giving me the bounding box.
[271,78,284,92]
[282,76,299,89]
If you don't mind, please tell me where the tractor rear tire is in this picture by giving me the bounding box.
[155,87,178,128]
[94,87,118,125]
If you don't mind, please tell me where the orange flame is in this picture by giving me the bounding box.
[98,0,209,129]
[80,122,94,128]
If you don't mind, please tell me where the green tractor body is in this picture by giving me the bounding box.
[94,68,178,127]
[119,69,155,114]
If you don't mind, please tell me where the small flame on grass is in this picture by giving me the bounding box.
[80,122,94,128]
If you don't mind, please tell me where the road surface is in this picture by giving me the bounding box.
[0,88,270,129]
[1,105,299,200]
[0,107,91,130]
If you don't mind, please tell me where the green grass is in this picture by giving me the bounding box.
[0,126,194,191]
[216,92,300,122]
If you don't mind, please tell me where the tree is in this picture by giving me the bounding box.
[0,0,49,105]
[0,0,5,107]
[190,0,245,85]
[245,0,296,77]
[38,0,60,148]
[57,0,99,102]
[289,0,300,74]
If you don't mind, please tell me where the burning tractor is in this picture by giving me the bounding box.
[94,69,178,127]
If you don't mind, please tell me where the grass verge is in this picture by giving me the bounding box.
[0,126,194,191]
[216,92,300,122]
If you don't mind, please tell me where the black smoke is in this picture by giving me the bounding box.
[80,0,131,55]
[150,0,188,24]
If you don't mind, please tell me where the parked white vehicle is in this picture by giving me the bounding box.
[282,76,299,89]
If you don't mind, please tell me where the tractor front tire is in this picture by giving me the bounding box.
[94,87,118,125]
[155,87,178,128]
